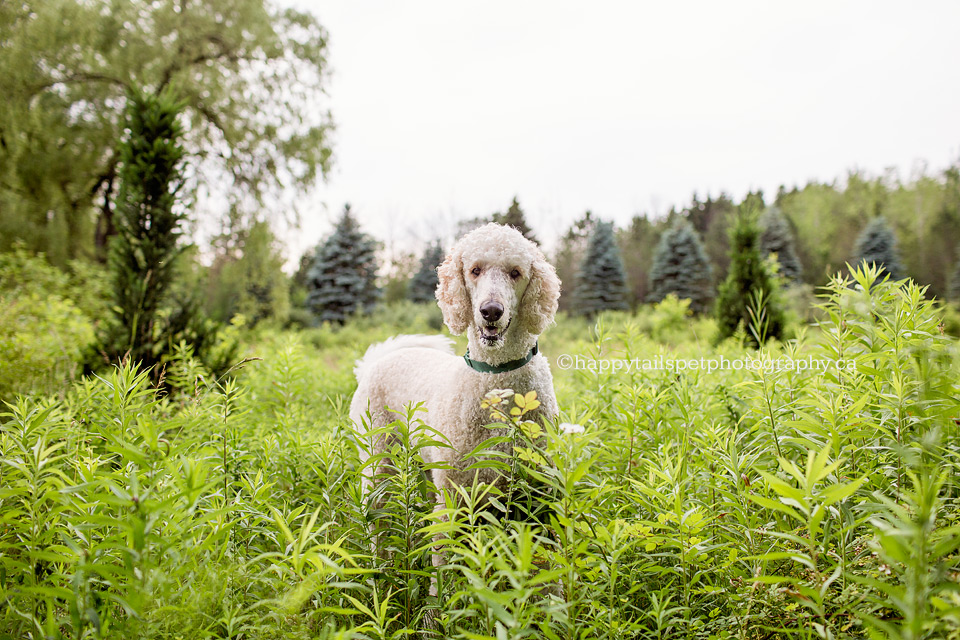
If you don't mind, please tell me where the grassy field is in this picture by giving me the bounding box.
[2,268,959,639]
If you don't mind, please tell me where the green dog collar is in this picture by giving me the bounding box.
[463,343,539,374]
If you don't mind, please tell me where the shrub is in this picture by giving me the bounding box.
[0,248,103,400]
[0,293,93,401]
[648,294,692,344]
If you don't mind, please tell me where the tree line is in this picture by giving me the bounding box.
[299,167,960,339]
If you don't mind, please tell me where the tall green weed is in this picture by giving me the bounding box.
[1,264,958,638]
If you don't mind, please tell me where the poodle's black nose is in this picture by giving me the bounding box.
[480,301,504,322]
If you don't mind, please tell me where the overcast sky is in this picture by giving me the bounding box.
[288,0,960,260]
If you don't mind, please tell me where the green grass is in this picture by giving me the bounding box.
[2,265,959,639]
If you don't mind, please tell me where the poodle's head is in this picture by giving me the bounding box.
[436,223,561,345]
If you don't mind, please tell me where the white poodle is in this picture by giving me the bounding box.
[350,223,561,506]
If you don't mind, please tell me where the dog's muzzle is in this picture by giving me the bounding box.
[479,318,511,343]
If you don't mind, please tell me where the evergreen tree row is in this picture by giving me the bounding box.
[298,190,957,328]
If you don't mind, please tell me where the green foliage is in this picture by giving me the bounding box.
[647,294,694,344]
[205,221,292,327]
[306,205,380,325]
[0,248,109,401]
[408,241,444,304]
[857,461,959,640]
[854,216,904,281]
[2,259,960,639]
[101,89,187,373]
[715,207,786,345]
[0,294,93,403]
[647,220,714,313]
[760,207,804,284]
[93,91,237,383]
[775,169,960,295]
[0,0,333,263]
[573,220,630,316]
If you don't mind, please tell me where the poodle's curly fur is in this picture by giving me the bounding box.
[350,223,561,500]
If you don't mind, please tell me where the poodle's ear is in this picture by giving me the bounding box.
[519,250,561,336]
[435,250,471,335]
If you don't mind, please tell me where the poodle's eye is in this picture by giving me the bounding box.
[470,266,482,277]
[509,269,521,280]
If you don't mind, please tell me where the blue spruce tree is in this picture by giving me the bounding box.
[854,216,904,280]
[647,220,714,313]
[759,207,803,284]
[409,241,444,304]
[573,220,629,315]
[306,205,379,324]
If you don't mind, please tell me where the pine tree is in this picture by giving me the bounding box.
[103,89,187,370]
[408,241,444,304]
[759,207,803,284]
[647,220,714,313]
[493,197,538,244]
[306,205,379,324]
[573,220,629,316]
[854,216,904,280]
[715,206,785,345]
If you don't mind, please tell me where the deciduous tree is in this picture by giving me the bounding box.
[0,0,333,264]
[950,249,960,302]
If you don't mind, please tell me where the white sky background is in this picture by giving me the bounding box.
[287,0,960,263]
